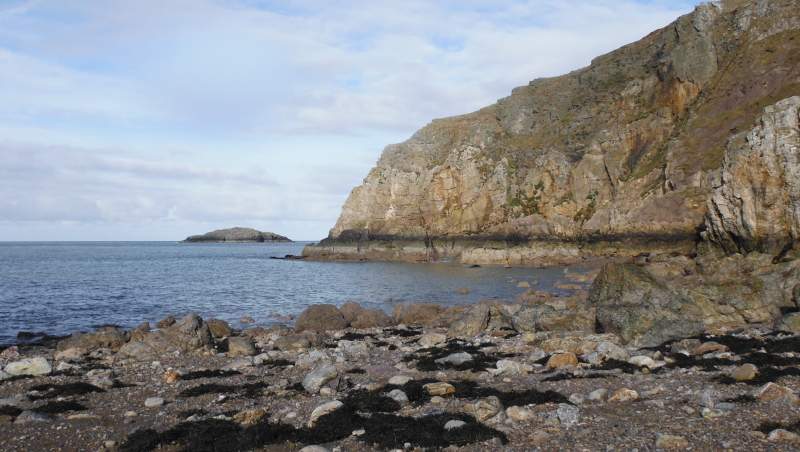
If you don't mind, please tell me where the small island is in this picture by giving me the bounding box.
[181,227,292,243]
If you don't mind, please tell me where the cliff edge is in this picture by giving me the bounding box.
[304,0,799,266]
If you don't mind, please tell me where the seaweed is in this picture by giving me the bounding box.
[177,382,269,399]
[344,368,366,374]
[756,419,800,434]
[343,388,401,413]
[384,328,422,338]
[542,372,610,382]
[28,382,105,400]
[357,412,505,450]
[261,358,294,368]
[339,332,369,341]
[722,394,756,404]
[589,359,642,374]
[33,401,87,414]
[177,408,208,419]
[181,370,242,381]
[0,406,23,417]
[406,340,517,372]
[448,380,570,406]
[286,382,305,392]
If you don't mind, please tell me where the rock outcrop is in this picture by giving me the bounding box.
[182,227,291,243]
[304,0,800,266]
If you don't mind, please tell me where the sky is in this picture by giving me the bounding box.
[0,0,699,241]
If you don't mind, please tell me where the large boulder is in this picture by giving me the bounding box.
[339,302,363,325]
[221,336,257,356]
[4,357,52,376]
[351,309,395,329]
[512,304,595,333]
[294,304,348,333]
[392,303,447,326]
[141,313,215,355]
[57,327,130,351]
[449,301,512,339]
[589,263,684,344]
[206,319,233,338]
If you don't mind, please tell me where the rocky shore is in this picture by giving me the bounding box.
[4,274,800,452]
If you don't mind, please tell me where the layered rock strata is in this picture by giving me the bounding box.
[304,0,800,266]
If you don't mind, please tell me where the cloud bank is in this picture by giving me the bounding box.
[0,0,698,240]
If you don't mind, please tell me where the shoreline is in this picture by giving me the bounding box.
[3,309,800,451]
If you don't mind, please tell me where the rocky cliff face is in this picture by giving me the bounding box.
[305,0,800,265]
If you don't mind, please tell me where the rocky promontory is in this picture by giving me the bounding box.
[183,228,292,243]
[304,0,800,267]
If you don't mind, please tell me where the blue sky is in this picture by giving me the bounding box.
[0,0,698,241]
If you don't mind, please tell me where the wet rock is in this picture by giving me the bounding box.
[144,397,165,408]
[295,304,348,333]
[302,364,338,393]
[5,357,52,376]
[656,434,689,449]
[351,308,395,329]
[308,400,343,427]
[206,318,233,338]
[156,316,176,328]
[424,382,455,396]
[755,382,794,402]
[474,396,506,424]
[556,403,581,427]
[418,332,447,348]
[608,389,638,403]
[546,352,578,370]
[221,336,257,356]
[730,363,759,382]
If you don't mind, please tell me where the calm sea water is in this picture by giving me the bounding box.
[0,241,590,345]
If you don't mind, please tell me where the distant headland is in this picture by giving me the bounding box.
[181,227,292,243]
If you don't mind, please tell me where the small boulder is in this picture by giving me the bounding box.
[221,337,257,356]
[755,382,794,402]
[656,434,689,449]
[424,382,455,396]
[302,364,338,393]
[730,363,759,382]
[307,401,343,427]
[156,316,176,328]
[273,334,312,351]
[609,388,638,403]
[418,332,447,348]
[144,397,165,408]
[4,357,52,376]
[339,302,363,324]
[474,396,505,424]
[546,353,579,370]
[351,309,394,329]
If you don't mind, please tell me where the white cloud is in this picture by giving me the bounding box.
[0,0,700,240]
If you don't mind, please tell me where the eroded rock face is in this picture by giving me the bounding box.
[705,96,800,255]
[304,1,800,266]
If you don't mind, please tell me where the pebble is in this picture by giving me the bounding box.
[424,382,455,396]
[506,406,535,422]
[388,375,413,385]
[628,355,656,368]
[730,363,759,381]
[701,408,728,419]
[608,389,638,403]
[474,396,505,424]
[589,388,610,402]
[388,389,410,406]
[299,446,330,452]
[435,352,473,365]
[655,434,689,449]
[144,397,165,408]
[444,420,467,430]
[531,431,551,445]
[557,403,581,427]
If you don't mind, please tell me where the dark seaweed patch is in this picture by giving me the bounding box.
[177,408,208,419]
[261,358,293,368]
[343,388,401,413]
[589,359,642,374]
[448,380,570,406]
[407,340,516,372]
[542,372,610,382]
[33,401,87,414]
[0,406,23,417]
[287,382,305,392]
[177,382,269,399]
[384,328,422,338]
[181,370,242,381]
[119,400,504,452]
[345,368,366,374]
[28,382,105,400]
[757,419,800,434]
[339,332,369,341]
[722,394,757,404]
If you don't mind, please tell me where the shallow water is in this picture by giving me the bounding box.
[0,241,591,344]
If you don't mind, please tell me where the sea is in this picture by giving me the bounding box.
[0,241,591,345]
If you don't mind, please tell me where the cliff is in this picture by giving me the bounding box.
[182,227,292,243]
[304,0,800,266]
